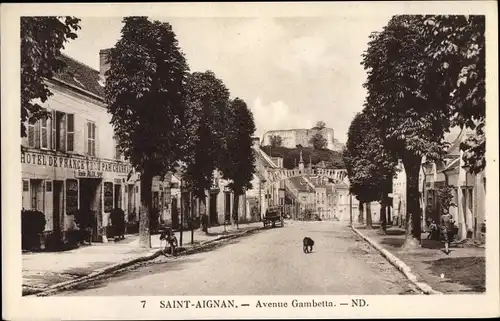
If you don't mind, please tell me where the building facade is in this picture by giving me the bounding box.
[21,55,136,243]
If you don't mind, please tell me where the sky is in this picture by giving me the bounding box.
[62,16,392,144]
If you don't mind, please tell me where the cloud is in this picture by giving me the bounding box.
[251,97,314,138]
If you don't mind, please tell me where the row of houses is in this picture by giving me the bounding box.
[392,127,486,242]
[21,51,265,245]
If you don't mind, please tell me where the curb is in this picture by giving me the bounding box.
[351,227,443,295]
[26,226,263,297]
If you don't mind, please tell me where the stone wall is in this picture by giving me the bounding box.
[262,128,336,150]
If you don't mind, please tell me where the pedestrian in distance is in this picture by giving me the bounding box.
[440,209,455,255]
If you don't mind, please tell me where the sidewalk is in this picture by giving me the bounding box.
[23,222,262,295]
[353,224,485,294]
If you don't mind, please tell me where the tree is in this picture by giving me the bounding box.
[309,132,328,150]
[422,15,485,174]
[269,134,283,148]
[182,71,231,233]
[361,15,455,248]
[104,17,189,248]
[220,98,257,228]
[21,16,81,137]
[343,112,398,232]
[313,121,326,130]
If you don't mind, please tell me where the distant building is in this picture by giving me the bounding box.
[261,127,336,150]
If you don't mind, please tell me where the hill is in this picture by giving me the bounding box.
[260,145,345,169]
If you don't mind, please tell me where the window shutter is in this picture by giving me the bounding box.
[34,121,40,149]
[27,123,35,148]
[84,121,89,155]
[60,114,66,152]
[51,110,57,150]
[41,117,48,149]
[94,123,99,157]
[67,114,75,152]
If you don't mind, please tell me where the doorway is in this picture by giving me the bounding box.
[52,181,63,238]
[209,192,218,226]
[79,178,102,242]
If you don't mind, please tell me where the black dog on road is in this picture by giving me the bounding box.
[303,237,314,253]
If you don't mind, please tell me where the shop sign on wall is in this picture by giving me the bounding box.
[22,151,131,178]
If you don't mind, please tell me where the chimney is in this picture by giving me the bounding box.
[99,48,112,82]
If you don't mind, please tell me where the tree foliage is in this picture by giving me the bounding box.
[260,145,344,169]
[220,98,257,225]
[220,98,257,195]
[361,15,451,246]
[343,112,397,203]
[104,17,189,247]
[182,71,231,202]
[422,15,485,173]
[312,120,326,130]
[21,16,81,137]
[360,14,486,245]
[269,134,283,148]
[309,132,328,150]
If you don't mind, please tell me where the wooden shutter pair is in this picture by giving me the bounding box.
[84,121,98,157]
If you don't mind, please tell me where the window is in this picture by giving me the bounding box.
[40,117,48,149]
[114,136,122,160]
[27,122,35,148]
[56,112,66,152]
[87,122,96,156]
[22,180,29,192]
[67,114,74,152]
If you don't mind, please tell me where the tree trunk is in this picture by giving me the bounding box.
[379,200,387,234]
[402,154,422,249]
[138,171,153,249]
[232,193,240,229]
[365,202,373,228]
[358,202,364,224]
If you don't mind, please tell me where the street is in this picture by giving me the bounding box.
[57,221,417,296]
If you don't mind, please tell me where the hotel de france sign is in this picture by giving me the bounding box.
[21,150,131,179]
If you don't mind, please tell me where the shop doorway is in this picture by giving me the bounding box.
[79,178,102,242]
[209,192,218,226]
[114,184,122,209]
[52,181,63,238]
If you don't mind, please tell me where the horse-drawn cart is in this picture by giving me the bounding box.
[263,206,284,228]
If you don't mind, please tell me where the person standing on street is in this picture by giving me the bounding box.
[441,209,455,255]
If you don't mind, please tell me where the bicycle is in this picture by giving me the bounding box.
[159,228,178,257]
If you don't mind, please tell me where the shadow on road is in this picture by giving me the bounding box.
[65,257,205,294]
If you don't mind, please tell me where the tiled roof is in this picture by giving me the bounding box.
[52,54,105,99]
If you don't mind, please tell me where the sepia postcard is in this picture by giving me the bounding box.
[2,2,499,320]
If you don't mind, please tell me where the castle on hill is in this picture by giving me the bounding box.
[261,127,344,152]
